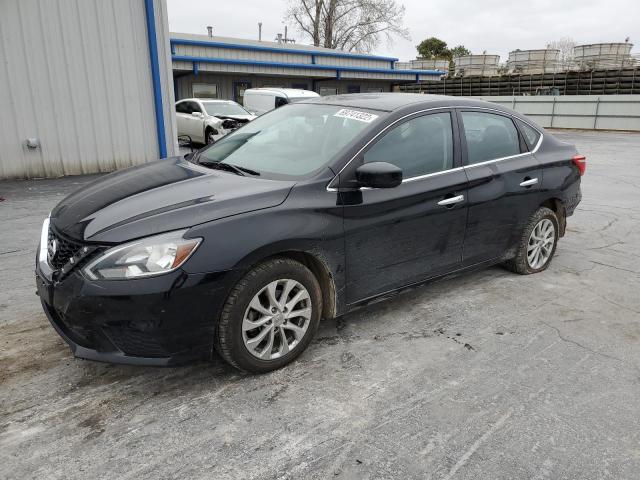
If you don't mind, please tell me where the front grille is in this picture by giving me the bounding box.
[47,228,85,270]
[45,302,96,349]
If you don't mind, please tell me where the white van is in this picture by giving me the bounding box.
[243,88,320,116]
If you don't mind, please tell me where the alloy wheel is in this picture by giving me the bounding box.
[527,218,555,269]
[242,279,312,360]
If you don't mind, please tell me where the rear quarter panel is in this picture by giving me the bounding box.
[535,131,582,216]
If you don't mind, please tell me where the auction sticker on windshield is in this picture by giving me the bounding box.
[334,109,379,123]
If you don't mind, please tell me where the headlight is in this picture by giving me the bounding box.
[38,215,51,264]
[83,230,201,280]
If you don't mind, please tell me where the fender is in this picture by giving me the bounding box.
[183,181,347,315]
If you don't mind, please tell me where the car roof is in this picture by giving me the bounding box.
[300,92,511,113]
[200,99,238,104]
[245,88,319,98]
[177,98,238,104]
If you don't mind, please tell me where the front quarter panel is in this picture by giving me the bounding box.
[183,181,347,314]
[205,117,223,129]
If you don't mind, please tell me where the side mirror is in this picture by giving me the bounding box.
[355,162,402,189]
[191,111,203,118]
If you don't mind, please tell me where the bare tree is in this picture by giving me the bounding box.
[286,0,410,53]
[547,37,576,70]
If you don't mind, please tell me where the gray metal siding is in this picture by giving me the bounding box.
[195,62,330,78]
[174,73,391,101]
[0,0,176,179]
[314,56,390,69]
[173,44,310,65]
[175,59,433,82]
[171,36,436,82]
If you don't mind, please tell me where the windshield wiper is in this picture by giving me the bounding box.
[198,160,260,176]
[229,164,261,176]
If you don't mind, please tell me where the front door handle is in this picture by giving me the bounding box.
[519,177,539,188]
[437,194,465,207]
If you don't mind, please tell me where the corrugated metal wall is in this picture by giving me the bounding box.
[173,72,391,101]
[172,37,393,70]
[170,34,436,82]
[0,0,176,179]
[173,43,311,66]
[177,60,329,79]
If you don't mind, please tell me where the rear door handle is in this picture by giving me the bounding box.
[519,178,539,187]
[437,194,465,206]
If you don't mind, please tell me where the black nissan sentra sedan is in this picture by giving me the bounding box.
[36,94,584,373]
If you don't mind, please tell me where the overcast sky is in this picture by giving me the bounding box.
[167,0,639,61]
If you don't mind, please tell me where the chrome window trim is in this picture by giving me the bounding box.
[325,105,544,192]
[402,166,465,183]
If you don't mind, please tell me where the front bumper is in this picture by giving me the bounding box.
[36,265,236,366]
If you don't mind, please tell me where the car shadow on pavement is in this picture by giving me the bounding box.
[67,265,504,383]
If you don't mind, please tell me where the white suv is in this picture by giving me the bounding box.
[175,98,257,145]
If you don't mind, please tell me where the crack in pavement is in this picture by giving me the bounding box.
[541,321,637,371]
[0,249,30,256]
[590,260,640,275]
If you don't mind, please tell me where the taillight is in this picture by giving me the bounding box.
[572,154,586,176]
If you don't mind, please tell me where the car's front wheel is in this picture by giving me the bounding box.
[215,258,322,373]
[206,127,217,145]
[504,207,559,275]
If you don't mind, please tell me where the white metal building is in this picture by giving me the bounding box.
[0,0,177,179]
[171,33,444,103]
[0,1,443,180]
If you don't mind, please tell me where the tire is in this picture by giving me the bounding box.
[503,207,559,275]
[215,258,322,373]
[205,128,216,145]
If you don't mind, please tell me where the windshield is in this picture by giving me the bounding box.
[197,103,383,179]
[203,102,251,117]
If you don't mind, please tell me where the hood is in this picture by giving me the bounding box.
[215,114,255,121]
[50,157,295,243]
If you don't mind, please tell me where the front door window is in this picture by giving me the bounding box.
[364,112,454,179]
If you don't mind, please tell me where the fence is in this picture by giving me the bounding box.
[474,95,640,131]
[400,67,640,96]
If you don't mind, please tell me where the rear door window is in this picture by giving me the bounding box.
[461,111,521,164]
[364,112,454,178]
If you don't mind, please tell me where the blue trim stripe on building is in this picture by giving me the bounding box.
[170,38,399,62]
[171,55,444,78]
[144,0,167,158]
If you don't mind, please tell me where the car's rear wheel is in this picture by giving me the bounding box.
[215,258,322,373]
[503,207,559,275]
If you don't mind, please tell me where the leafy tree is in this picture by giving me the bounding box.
[547,37,576,70]
[416,37,449,59]
[287,0,410,53]
[447,45,471,76]
[448,45,471,60]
